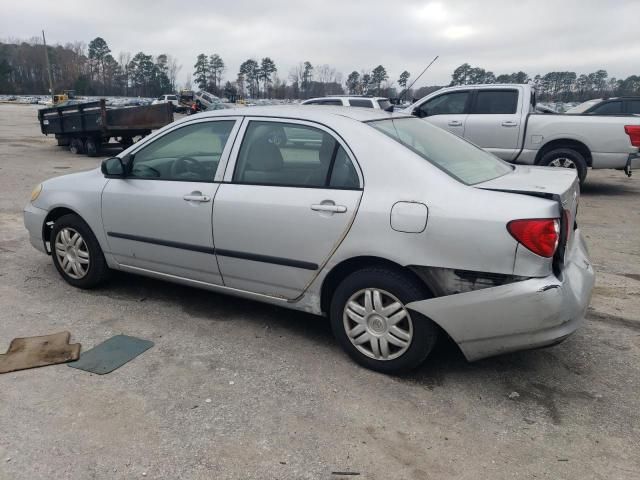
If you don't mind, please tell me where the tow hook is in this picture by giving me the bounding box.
[625,153,639,178]
[624,164,632,177]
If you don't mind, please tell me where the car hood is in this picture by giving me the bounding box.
[42,167,103,189]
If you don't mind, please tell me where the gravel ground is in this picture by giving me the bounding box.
[0,103,639,480]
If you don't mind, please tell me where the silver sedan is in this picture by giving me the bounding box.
[24,106,594,372]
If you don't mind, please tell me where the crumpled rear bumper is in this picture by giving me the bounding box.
[406,229,595,361]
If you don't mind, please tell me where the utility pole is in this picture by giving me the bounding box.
[42,30,54,102]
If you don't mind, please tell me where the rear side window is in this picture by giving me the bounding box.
[590,101,622,114]
[472,90,519,114]
[349,99,374,108]
[233,121,359,188]
[168,95,178,101]
[369,117,512,185]
[320,100,343,106]
[418,91,469,117]
[628,100,640,115]
[377,99,391,110]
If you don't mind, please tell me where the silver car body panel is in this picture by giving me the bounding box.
[25,105,595,361]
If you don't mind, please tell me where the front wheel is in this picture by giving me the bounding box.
[50,214,109,289]
[538,148,588,185]
[330,267,438,373]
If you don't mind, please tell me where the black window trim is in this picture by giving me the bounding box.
[228,118,363,191]
[469,88,520,115]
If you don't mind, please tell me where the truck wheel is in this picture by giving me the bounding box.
[69,138,84,155]
[538,148,588,185]
[85,138,100,157]
[120,136,133,147]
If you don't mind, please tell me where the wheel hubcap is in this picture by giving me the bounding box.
[548,157,576,169]
[54,227,90,279]
[343,288,413,361]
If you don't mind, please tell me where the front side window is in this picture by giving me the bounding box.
[590,101,622,114]
[472,90,519,114]
[417,91,469,117]
[233,121,359,188]
[130,121,235,181]
[349,99,374,108]
[369,117,512,185]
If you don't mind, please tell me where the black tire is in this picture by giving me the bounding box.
[120,136,133,147]
[69,138,84,155]
[85,137,100,157]
[329,267,438,373]
[50,214,109,289]
[538,148,588,185]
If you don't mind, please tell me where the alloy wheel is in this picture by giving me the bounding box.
[343,288,413,361]
[548,157,576,169]
[54,227,90,279]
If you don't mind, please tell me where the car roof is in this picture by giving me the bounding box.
[187,105,409,123]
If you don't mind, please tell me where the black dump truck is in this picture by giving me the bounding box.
[38,99,174,156]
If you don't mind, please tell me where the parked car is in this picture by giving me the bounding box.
[152,94,179,111]
[24,106,594,373]
[565,97,640,116]
[302,96,392,110]
[403,84,640,183]
[194,91,221,109]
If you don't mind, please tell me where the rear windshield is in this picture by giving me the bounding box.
[369,117,512,185]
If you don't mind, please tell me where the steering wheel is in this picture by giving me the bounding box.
[171,156,207,179]
[131,164,161,177]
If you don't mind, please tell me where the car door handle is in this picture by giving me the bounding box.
[183,192,211,202]
[501,121,518,127]
[311,204,347,213]
[448,120,463,126]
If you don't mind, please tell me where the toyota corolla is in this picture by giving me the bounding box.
[24,106,594,372]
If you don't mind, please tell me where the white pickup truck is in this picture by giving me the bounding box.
[403,84,640,183]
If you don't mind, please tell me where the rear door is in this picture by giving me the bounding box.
[414,90,471,137]
[463,88,522,160]
[211,118,363,299]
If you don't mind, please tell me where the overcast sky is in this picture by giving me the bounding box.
[2,0,639,88]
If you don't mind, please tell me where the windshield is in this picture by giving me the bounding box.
[566,99,602,114]
[369,117,512,185]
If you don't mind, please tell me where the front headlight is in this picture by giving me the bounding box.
[30,184,43,202]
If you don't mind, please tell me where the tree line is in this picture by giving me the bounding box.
[450,63,640,102]
[0,37,180,97]
[2,36,639,102]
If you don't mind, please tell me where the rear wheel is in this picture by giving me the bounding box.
[538,148,588,185]
[329,267,438,373]
[85,137,100,157]
[50,214,109,289]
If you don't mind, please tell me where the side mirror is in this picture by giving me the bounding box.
[101,157,125,178]
[384,105,395,113]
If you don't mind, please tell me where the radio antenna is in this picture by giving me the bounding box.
[398,55,439,104]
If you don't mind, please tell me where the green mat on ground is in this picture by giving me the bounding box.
[68,334,153,375]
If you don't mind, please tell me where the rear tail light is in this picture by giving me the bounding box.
[507,218,560,258]
[625,125,640,147]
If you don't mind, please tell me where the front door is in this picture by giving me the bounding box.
[212,119,363,299]
[416,90,471,137]
[101,118,239,284]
